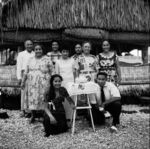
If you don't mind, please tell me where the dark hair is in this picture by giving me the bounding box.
[48,74,63,101]
[75,44,81,48]
[97,72,107,78]
[51,40,59,45]
[34,43,43,50]
[62,48,69,52]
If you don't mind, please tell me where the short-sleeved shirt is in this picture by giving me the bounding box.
[100,82,121,102]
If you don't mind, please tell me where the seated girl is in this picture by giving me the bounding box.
[43,74,74,137]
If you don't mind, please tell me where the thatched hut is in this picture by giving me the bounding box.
[0,0,149,105]
[0,0,150,55]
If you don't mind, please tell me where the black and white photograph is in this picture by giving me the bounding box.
[0,0,150,148]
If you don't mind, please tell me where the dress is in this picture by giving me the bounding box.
[55,58,75,87]
[43,87,69,135]
[25,56,53,110]
[55,58,75,119]
[97,52,118,84]
[75,54,97,81]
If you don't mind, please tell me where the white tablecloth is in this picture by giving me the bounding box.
[66,81,99,96]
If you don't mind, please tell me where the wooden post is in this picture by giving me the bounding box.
[142,46,149,64]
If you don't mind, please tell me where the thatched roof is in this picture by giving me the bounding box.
[2,0,150,32]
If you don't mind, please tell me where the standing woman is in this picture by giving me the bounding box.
[75,41,97,81]
[21,44,53,123]
[97,40,121,85]
[55,48,76,87]
[55,48,76,120]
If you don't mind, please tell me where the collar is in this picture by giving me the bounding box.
[100,82,109,88]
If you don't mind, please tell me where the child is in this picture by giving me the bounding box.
[43,74,74,137]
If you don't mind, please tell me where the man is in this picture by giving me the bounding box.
[96,72,122,132]
[16,40,34,117]
[72,44,82,60]
[47,41,61,73]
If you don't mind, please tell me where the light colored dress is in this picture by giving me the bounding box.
[55,58,75,87]
[75,54,97,81]
[55,58,75,120]
[24,56,53,110]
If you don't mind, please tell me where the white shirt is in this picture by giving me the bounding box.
[101,82,121,101]
[55,58,75,87]
[16,50,34,80]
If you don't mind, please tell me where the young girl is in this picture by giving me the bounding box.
[43,74,74,137]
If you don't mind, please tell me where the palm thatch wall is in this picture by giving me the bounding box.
[2,0,150,32]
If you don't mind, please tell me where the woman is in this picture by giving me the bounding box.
[55,48,76,120]
[21,44,53,123]
[97,40,121,85]
[55,48,76,87]
[75,41,97,81]
[43,74,74,137]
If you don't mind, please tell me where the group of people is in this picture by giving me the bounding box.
[17,39,122,137]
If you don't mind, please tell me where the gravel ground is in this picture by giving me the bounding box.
[0,105,149,149]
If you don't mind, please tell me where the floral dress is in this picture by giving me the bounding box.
[25,56,53,110]
[75,54,97,81]
[97,52,118,84]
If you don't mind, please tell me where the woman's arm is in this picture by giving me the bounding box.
[20,64,29,89]
[55,61,60,74]
[44,106,57,124]
[62,87,75,105]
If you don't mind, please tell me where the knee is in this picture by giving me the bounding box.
[113,100,121,106]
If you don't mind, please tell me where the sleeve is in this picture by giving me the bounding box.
[93,57,98,71]
[24,57,30,75]
[96,55,100,71]
[55,60,60,74]
[16,53,22,80]
[74,57,80,70]
[62,87,70,98]
[95,84,101,105]
[109,83,121,98]
[72,59,76,72]
[47,57,54,75]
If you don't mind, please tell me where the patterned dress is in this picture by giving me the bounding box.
[25,56,53,110]
[75,54,97,81]
[97,52,118,84]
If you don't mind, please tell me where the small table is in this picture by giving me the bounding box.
[66,81,99,135]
